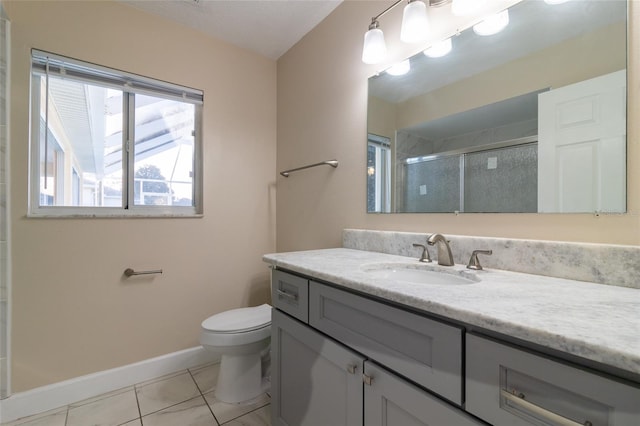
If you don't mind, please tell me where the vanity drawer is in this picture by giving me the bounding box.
[272,269,309,323]
[309,281,463,405]
[466,333,640,426]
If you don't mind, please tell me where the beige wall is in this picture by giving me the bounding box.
[6,1,276,392]
[276,0,640,252]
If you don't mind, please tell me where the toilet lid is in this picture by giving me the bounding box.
[202,303,271,333]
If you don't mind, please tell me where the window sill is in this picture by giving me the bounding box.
[27,208,203,219]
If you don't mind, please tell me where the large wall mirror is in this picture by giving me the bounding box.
[367,0,627,214]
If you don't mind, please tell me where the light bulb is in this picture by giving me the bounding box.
[424,37,452,58]
[386,60,411,76]
[473,10,509,36]
[400,0,429,44]
[362,22,387,64]
[451,0,487,16]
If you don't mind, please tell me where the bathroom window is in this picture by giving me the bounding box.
[29,50,203,217]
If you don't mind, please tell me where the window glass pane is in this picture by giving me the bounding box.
[36,75,124,207]
[133,94,195,206]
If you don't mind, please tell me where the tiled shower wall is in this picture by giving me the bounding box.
[0,2,10,398]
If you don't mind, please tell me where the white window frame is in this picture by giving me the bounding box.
[28,49,204,218]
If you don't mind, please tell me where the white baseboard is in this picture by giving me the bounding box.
[0,346,217,423]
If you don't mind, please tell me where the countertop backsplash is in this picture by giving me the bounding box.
[343,229,640,289]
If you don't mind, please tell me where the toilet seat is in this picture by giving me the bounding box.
[201,303,271,333]
[200,304,271,348]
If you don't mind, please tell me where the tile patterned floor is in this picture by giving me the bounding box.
[3,363,271,426]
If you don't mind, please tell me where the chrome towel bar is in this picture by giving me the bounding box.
[124,268,163,277]
[280,160,338,177]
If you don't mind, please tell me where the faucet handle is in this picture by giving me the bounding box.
[412,243,432,263]
[467,250,492,270]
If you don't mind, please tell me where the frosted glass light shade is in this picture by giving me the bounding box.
[400,1,429,43]
[362,28,387,64]
[473,10,509,36]
[544,0,570,4]
[386,60,411,76]
[451,0,486,16]
[424,37,452,58]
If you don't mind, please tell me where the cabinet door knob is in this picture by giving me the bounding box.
[346,364,357,374]
[362,374,374,386]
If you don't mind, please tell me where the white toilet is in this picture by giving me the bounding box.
[200,303,271,404]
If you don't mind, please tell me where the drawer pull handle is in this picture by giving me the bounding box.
[501,390,591,426]
[277,289,298,301]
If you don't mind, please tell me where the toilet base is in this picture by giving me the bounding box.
[215,353,270,404]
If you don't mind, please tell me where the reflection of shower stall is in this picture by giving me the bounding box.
[402,137,538,213]
[0,2,10,398]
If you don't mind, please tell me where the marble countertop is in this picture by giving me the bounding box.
[264,248,640,377]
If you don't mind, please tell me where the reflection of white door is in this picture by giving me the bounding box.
[538,70,626,213]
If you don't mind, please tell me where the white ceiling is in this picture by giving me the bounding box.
[120,0,343,60]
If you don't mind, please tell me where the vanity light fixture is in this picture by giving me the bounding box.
[362,20,387,64]
[400,0,430,43]
[544,0,570,4]
[451,0,487,16]
[473,9,509,36]
[363,0,448,64]
[424,37,452,58]
[386,59,411,76]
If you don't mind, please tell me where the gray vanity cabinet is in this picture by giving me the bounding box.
[271,308,365,426]
[364,362,483,426]
[271,270,472,426]
[466,334,640,426]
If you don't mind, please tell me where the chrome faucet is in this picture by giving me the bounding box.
[427,233,454,266]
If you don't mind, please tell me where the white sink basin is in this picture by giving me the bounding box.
[362,264,478,285]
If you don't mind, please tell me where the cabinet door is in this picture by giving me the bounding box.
[466,333,640,426]
[271,309,364,426]
[364,362,483,426]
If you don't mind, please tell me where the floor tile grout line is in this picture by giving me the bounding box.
[187,368,221,425]
[138,394,208,420]
[219,401,271,425]
[136,371,202,418]
[187,366,208,396]
[133,382,143,425]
